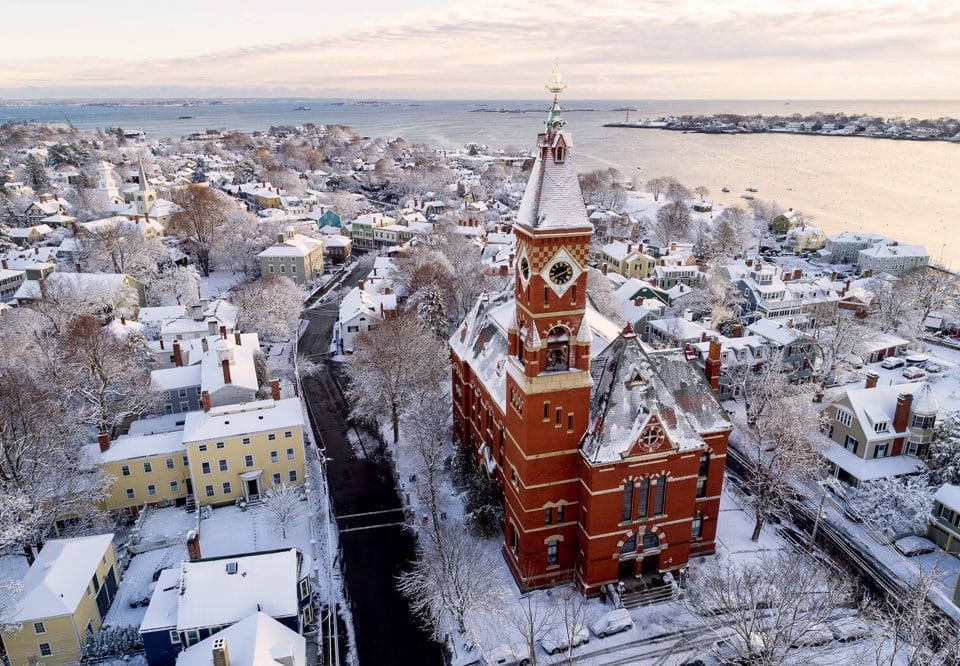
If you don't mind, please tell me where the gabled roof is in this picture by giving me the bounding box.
[174,612,306,666]
[516,129,591,231]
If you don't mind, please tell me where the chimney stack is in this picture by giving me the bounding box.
[208,320,218,336]
[358,280,365,291]
[732,323,743,338]
[271,378,281,401]
[212,637,230,666]
[893,392,913,435]
[219,325,227,340]
[865,371,879,389]
[601,263,608,275]
[627,242,633,254]
[97,431,111,453]
[75,262,82,273]
[704,338,722,393]
[173,340,183,367]
[746,258,753,268]
[234,332,242,346]
[201,338,209,353]
[160,338,165,350]
[221,358,232,385]
[1,259,8,270]
[201,390,211,412]
[186,530,201,562]
[120,315,126,326]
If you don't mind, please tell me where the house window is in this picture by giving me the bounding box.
[121,465,130,477]
[638,478,650,518]
[698,453,710,476]
[222,482,232,495]
[216,442,225,449]
[179,401,189,412]
[33,621,45,634]
[692,513,704,539]
[166,458,175,470]
[39,643,52,657]
[696,478,707,498]
[242,437,251,445]
[300,578,310,598]
[170,630,181,645]
[178,388,187,398]
[545,507,553,525]
[201,462,211,475]
[286,448,295,460]
[270,451,279,463]
[289,470,298,482]
[543,402,550,420]
[939,505,956,523]
[620,533,636,554]
[182,455,189,466]
[170,481,179,492]
[642,531,660,551]
[269,265,275,273]
[913,415,936,429]
[147,484,157,496]
[874,422,889,433]
[873,443,889,459]
[280,265,286,273]
[143,461,153,473]
[268,433,277,441]
[186,629,200,646]
[244,455,254,467]
[347,325,359,333]
[844,435,859,455]
[198,444,208,452]
[510,524,519,554]
[555,408,561,426]
[836,408,853,428]
[125,488,135,500]
[273,472,282,485]
[205,485,215,497]
[567,413,574,431]
[284,431,293,438]
[653,474,667,515]
[543,539,560,567]
[621,481,634,522]
[218,459,228,472]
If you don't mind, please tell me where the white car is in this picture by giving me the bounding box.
[482,643,531,666]
[541,624,589,655]
[903,367,926,381]
[894,535,937,557]
[881,357,905,369]
[590,608,634,638]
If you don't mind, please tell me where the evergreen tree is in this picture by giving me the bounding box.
[233,161,259,184]
[0,193,17,250]
[25,153,50,191]
[417,285,449,341]
[929,413,960,486]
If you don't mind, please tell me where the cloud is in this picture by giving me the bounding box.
[1,0,958,98]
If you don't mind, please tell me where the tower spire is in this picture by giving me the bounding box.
[545,58,566,131]
[137,152,148,192]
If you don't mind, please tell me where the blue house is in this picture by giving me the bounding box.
[317,209,341,228]
[139,548,313,666]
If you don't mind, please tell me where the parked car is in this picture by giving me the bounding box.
[541,624,589,655]
[829,617,871,643]
[905,354,929,367]
[903,367,926,381]
[590,608,634,638]
[894,535,937,557]
[881,357,905,369]
[926,362,944,374]
[482,643,530,666]
[790,623,835,647]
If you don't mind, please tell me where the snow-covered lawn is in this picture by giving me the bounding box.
[199,502,316,560]
[0,552,29,583]
[137,506,196,543]
[106,543,187,628]
[199,270,244,299]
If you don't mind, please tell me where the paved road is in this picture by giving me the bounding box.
[298,263,445,666]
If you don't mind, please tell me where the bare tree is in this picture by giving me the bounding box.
[552,586,588,665]
[683,551,853,664]
[508,590,555,666]
[652,200,692,246]
[734,359,826,541]
[693,185,710,200]
[645,176,671,202]
[900,267,958,344]
[232,275,303,339]
[77,222,166,281]
[147,265,201,306]
[346,311,448,444]
[397,522,506,641]
[808,303,877,401]
[585,268,625,326]
[170,184,235,276]
[262,483,301,539]
[401,383,452,545]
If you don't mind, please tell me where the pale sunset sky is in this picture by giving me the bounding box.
[1,0,957,99]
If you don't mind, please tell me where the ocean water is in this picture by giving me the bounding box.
[3,99,959,264]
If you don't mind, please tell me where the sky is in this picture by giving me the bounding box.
[1,0,958,99]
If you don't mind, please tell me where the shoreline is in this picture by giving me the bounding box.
[603,122,960,144]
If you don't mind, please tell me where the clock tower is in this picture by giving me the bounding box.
[502,64,594,589]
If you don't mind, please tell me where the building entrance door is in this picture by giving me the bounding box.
[246,478,260,500]
[617,558,636,580]
[640,554,659,576]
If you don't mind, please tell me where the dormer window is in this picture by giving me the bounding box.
[874,421,889,433]
[554,145,565,163]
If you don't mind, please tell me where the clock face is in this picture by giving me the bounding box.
[519,257,530,281]
[549,261,574,285]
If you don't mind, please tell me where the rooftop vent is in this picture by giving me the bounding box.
[225,562,238,574]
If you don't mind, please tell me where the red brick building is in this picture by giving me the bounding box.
[450,91,732,596]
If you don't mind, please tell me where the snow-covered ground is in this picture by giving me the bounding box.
[199,270,244,299]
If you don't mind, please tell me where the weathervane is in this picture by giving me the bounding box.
[545,58,566,130]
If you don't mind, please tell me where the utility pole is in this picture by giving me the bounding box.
[810,478,839,549]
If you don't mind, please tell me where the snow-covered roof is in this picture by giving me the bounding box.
[747,318,804,346]
[151,364,202,391]
[15,272,135,302]
[138,305,188,325]
[582,337,731,463]
[257,233,322,259]
[182,398,304,443]
[831,381,938,442]
[647,317,713,342]
[99,430,185,464]
[858,241,927,259]
[174,612,306,666]
[10,534,114,621]
[821,442,927,482]
[175,549,302,631]
[935,484,960,512]
[140,568,181,632]
[516,129,591,231]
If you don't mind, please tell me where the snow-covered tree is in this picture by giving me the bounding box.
[847,474,934,536]
[77,223,167,282]
[170,184,235,276]
[262,483,301,539]
[401,382,452,544]
[24,153,49,191]
[709,206,751,260]
[652,200,691,246]
[899,266,958,343]
[553,586,588,666]
[346,311,448,444]
[508,589,555,666]
[808,303,878,400]
[397,521,506,641]
[929,413,960,487]
[232,275,303,339]
[585,268,625,326]
[416,285,449,341]
[734,359,826,541]
[684,551,852,665]
[147,265,201,306]
[211,210,283,276]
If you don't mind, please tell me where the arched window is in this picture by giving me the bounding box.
[620,533,637,554]
[642,532,660,551]
[555,146,565,163]
[545,327,570,372]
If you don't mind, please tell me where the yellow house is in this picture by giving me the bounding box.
[95,430,189,511]
[598,240,655,280]
[1,534,119,666]
[182,398,307,506]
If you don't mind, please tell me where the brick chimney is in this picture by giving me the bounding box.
[865,371,879,389]
[212,637,229,666]
[358,280,365,291]
[172,340,183,367]
[221,358,232,385]
[746,258,753,268]
[75,262,82,273]
[219,325,227,340]
[893,392,913,435]
[732,323,743,338]
[704,338,722,393]
[234,332,242,346]
[1,259,8,270]
[159,338,165,350]
[271,378,281,401]
[627,242,633,254]
[201,390,211,412]
[98,431,111,453]
[601,263,608,275]
[186,530,201,561]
